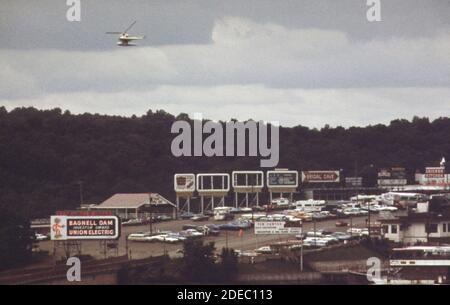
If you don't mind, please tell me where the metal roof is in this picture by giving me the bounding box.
[95,193,175,209]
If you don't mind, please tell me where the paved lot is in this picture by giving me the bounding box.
[38,215,372,260]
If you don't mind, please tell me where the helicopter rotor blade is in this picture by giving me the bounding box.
[123,21,137,33]
[106,32,122,34]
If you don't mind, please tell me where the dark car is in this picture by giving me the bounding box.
[157,215,173,222]
[192,214,210,222]
[182,224,198,230]
[204,210,214,217]
[335,221,349,227]
[251,206,265,212]
[199,225,220,236]
[179,212,195,220]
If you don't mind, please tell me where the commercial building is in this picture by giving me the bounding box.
[91,193,176,220]
[380,200,450,245]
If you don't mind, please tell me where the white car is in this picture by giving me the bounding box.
[35,233,49,241]
[180,229,203,238]
[303,238,330,247]
[255,246,274,254]
[377,206,398,212]
[343,208,368,216]
[128,232,151,241]
[347,228,369,236]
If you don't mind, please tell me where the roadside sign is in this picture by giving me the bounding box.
[301,170,340,183]
[378,179,407,186]
[267,170,298,188]
[254,221,302,235]
[345,177,363,187]
[174,174,196,193]
[425,167,445,178]
[50,215,120,240]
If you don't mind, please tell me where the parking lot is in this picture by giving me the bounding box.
[38,215,372,260]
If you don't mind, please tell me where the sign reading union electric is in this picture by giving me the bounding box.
[50,215,120,240]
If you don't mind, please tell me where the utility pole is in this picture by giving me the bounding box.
[148,193,153,235]
[77,180,84,206]
[313,217,317,247]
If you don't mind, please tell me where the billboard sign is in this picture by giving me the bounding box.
[254,221,302,235]
[266,170,298,188]
[391,167,407,180]
[196,173,230,193]
[174,174,196,193]
[377,179,408,186]
[378,169,391,178]
[301,171,340,183]
[232,171,264,191]
[345,177,363,187]
[50,215,120,240]
[425,167,445,179]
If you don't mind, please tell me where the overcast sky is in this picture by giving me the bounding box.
[1,0,449,127]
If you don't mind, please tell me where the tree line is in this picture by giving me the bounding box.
[0,106,449,218]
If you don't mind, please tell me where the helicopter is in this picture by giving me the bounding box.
[106,21,145,46]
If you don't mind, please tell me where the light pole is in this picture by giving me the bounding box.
[354,163,374,239]
[77,180,84,206]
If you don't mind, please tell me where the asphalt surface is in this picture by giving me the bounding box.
[38,215,372,260]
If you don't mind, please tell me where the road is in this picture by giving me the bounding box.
[38,215,372,260]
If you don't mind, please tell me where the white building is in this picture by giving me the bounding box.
[380,202,450,245]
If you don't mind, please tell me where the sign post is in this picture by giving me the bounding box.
[174,174,196,214]
[232,171,264,208]
[267,170,298,204]
[254,220,303,271]
[197,173,230,213]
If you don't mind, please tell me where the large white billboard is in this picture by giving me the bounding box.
[196,173,230,193]
[232,171,264,190]
[266,170,298,188]
[174,174,196,193]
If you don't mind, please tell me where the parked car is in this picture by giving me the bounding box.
[303,237,331,247]
[35,233,49,241]
[305,230,333,238]
[192,214,210,222]
[252,206,265,212]
[202,225,221,236]
[343,208,368,216]
[204,210,214,217]
[180,229,203,238]
[157,215,173,222]
[376,206,398,212]
[255,246,274,254]
[230,208,241,214]
[182,224,199,230]
[331,232,353,241]
[347,228,369,236]
[179,212,195,220]
[145,234,170,243]
[128,232,152,242]
[164,233,186,243]
[122,218,145,226]
[335,220,349,227]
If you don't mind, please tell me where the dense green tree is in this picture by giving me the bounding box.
[180,239,218,283]
[0,208,34,270]
[0,107,449,217]
[219,247,239,283]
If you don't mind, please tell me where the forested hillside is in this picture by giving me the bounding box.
[0,107,449,218]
